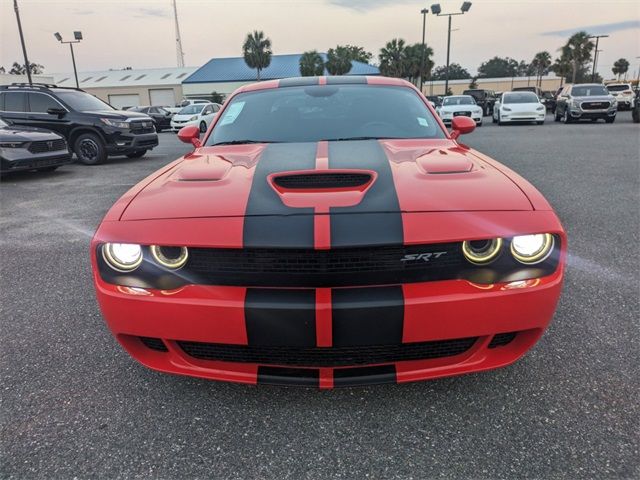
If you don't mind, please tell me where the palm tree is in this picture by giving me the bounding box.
[612,58,630,80]
[299,51,325,77]
[242,31,272,80]
[379,39,407,78]
[403,43,434,85]
[530,51,552,87]
[325,47,352,75]
[561,32,594,84]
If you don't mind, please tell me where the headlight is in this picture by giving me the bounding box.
[150,245,188,269]
[462,238,503,265]
[189,115,199,121]
[102,243,143,271]
[510,234,554,264]
[536,105,545,111]
[502,106,511,112]
[0,141,26,148]
[100,118,130,129]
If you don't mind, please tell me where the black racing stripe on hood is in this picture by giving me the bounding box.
[243,142,316,248]
[279,77,320,87]
[332,286,404,347]
[333,365,397,386]
[328,140,403,247]
[245,288,316,347]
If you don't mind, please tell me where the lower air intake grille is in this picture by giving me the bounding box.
[273,172,371,189]
[488,332,517,348]
[28,138,67,153]
[140,336,168,352]
[177,337,478,367]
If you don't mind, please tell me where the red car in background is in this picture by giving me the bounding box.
[91,76,566,388]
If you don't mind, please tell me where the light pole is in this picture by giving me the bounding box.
[431,2,472,96]
[419,8,429,93]
[588,34,608,82]
[54,31,83,88]
[13,0,32,84]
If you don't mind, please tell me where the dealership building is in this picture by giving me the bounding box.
[51,67,197,109]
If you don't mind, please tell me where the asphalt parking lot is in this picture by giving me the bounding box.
[1,112,638,479]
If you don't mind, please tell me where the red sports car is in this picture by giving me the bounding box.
[92,76,566,388]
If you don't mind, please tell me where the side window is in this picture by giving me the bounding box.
[0,93,5,111]
[203,106,213,115]
[4,92,27,112]
[213,104,220,112]
[149,107,159,114]
[28,93,62,113]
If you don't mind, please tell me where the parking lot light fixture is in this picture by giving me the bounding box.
[420,8,429,92]
[54,31,82,88]
[431,2,472,96]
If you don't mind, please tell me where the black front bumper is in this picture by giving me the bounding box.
[104,132,159,155]
[0,152,72,173]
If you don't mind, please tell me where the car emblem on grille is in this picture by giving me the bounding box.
[401,252,448,262]
[47,141,53,149]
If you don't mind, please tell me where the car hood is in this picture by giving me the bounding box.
[501,102,543,111]
[575,95,614,102]
[82,110,151,120]
[120,139,533,221]
[0,125,63,142]
[439,105,481,112]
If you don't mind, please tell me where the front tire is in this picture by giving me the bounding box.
[199,121,207,133]
[605,116,615,124]
[497,112,504,126]
[126,150,147,159]
[74,133,106,165]
[632,108,639,123]
[536,120,544,125]
[562,109,573,124]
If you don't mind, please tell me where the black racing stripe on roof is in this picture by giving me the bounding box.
[245,288,316,347]
[243,142,316,248]
[325,76,368,85]
[279,77,320,87]
[332,286,404,347]
[328,140,404,247]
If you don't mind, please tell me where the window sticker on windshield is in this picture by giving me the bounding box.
[220,101,245,125]
[417,117,429,127]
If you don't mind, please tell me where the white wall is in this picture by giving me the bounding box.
[0,74,55,85]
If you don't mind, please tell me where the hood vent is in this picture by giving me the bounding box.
[273,172,372,190]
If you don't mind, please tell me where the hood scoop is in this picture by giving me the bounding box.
[416,149,474,174]
[170,154,232,182]
[272,171,372,190]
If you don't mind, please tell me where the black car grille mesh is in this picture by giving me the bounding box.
[177,337,478,367]
[130,122,155,134]
[488,332,517,348]
[274,173,371,189]
[28,138,66,153]
[140,336,168,352]
[185,243,465,287]
[581,101,610,110]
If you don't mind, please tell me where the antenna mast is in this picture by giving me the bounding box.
[172,0,185,67]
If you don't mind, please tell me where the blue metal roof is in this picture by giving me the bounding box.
[183,53,379,84]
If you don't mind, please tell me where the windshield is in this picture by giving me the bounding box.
[606,85,630,92]
[55,91,114,111]
[207,85,444,145]
[571,85,609,96]
[178,104,205,115]
[443,96,475,106]
[503,92,539,104]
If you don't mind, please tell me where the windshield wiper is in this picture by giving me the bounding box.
[212,140,280,146]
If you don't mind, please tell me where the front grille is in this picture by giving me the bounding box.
[28,139,67,153]
[178,337,478,367]
[488,332,517,348]
[274,173,371,189]
[130,121,155,134]
[454,111,472,116]
[140,336,168,351]
[581,101,610,110]
[186,243,465,288]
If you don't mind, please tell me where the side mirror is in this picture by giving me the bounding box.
[178,125,201,148]
[450,116,475,140]
[47,107,66,117]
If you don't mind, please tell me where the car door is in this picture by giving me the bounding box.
[155,107,172,128]
[557,86,570,114]
[0,91,29,127]
[201,104,215,125]
[26,92,71,136]
[493,94,502,120]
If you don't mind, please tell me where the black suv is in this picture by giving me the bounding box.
[462,89,497,116]
[0,83,158,164]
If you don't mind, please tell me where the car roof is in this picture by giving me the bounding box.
[234,76,413,95]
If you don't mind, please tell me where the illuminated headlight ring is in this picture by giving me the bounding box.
[510,233,554,265]
[102,243,143,272]
[462,238,503,265]
[150,245,189,270]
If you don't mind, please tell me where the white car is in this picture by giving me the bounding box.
[165,99,212,115]
[436,95,483,126]
[606,83,634,110]
[170,103,222,133]
[493,91,546,125]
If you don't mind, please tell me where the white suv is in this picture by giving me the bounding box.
[606,84,634,110]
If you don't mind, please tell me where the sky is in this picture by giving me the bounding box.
[1,0,639,78]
